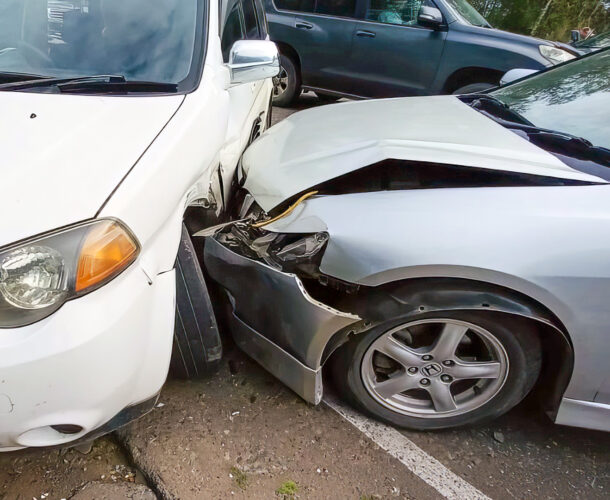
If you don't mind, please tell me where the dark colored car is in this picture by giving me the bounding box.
[266,0,579,105]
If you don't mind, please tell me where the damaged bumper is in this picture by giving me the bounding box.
[204,237,360,404]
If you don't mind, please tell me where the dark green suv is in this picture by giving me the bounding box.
[266,0,579,106]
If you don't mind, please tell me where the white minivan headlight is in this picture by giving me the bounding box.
[0,219,139,328]
[0,245,67,309]
[539,45,576,64]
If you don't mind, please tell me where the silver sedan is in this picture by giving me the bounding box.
[204,49,610,431]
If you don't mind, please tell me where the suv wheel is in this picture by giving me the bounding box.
[273,54,301,107]
[332,310,541,430]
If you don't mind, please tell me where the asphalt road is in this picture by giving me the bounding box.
[1,92,608,500]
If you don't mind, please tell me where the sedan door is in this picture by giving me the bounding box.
[348,0,447,97]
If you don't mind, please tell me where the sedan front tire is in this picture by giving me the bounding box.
[332,311,541,430]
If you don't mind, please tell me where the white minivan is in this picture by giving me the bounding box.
[0,0,277,450]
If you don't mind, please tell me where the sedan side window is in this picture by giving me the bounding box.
[367,0,434,26]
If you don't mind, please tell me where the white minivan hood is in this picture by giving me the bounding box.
[0,91,183,247]
[243,96,605,211]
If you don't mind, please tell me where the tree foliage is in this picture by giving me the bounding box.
[470,0,610,41]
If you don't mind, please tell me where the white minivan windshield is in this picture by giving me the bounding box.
[0,0,200,85]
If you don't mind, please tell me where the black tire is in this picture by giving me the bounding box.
[452,82,497,95]
[272,54,301,107]
[315,92,341,103]
[170,225,223,379]
[332,310,541,430]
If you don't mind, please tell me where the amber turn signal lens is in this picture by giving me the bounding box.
[75,220,139,292]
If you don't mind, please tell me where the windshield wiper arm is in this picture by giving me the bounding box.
[462,94,534,127]
[464,94,610,167]
[0,71,50,84]
[492,117,609,167]
[0,74,177,94]
[0,74,126,91]
[57,79,178,94]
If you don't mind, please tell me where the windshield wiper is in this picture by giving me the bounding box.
[518,127,609,168]
[0,74,126,90]
[487,114,608,167]
[462,94,534,126]
[57,79,178,94]
[463,94,610,168]
[0,71,51,84]
[0,74,177,93]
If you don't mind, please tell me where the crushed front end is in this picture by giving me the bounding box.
[203,220,364,404]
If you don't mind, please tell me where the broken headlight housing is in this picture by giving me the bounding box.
[216,223,328,272]
[0,219,139,328]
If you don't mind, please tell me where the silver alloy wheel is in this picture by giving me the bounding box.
[272,66,289,97]
[361,318,509,418]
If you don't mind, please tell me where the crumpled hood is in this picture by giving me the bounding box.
[0,91,183,247]
[243,96,605,211]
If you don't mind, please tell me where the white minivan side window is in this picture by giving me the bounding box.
[221,3,245,61]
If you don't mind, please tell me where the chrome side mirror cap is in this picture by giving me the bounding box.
[228,40,279,86]
[417,6,443,29]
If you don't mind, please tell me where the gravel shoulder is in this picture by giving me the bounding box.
[0,437,152,500]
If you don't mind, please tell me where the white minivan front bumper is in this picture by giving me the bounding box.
[0,263,175,451]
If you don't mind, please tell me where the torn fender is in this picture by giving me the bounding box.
[204,237,361,404]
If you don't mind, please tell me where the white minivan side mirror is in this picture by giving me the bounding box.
[227,40,280,86]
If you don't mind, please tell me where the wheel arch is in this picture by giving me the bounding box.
[441,66,504,94]
[321,276,574,417]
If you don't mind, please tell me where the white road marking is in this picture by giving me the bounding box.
[324,396,491,500]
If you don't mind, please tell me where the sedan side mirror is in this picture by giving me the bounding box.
[228,40,279,86]
[417,6,444,29]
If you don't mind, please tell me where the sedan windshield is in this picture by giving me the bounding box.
[490,49,610,148]
[0,0,200,88]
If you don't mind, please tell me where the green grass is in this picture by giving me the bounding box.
[276,480,299,498]
[230,466,248,490]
